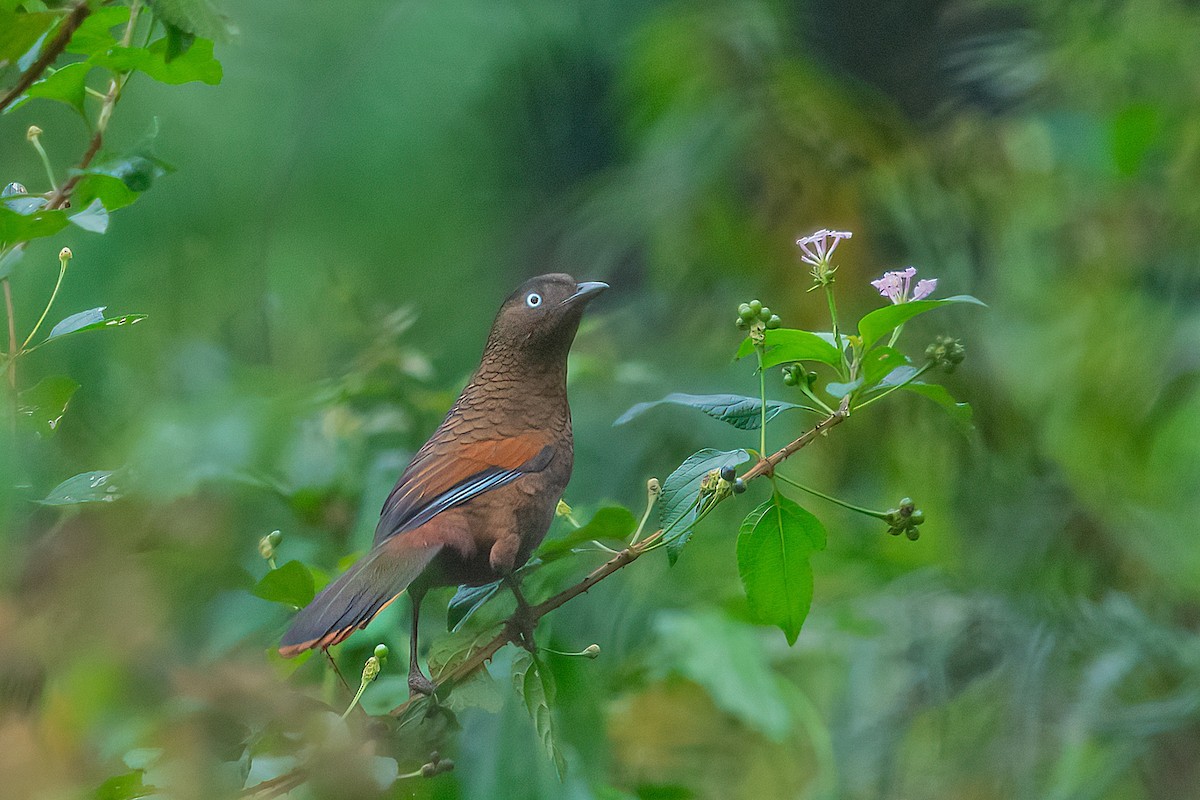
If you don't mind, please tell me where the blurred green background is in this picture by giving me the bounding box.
[4,0,1200,797]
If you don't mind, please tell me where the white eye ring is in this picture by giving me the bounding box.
[525,292,542,308]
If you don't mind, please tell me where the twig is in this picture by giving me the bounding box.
[241,408,848,798]
[3,277,17,419]
[0,2,93,116]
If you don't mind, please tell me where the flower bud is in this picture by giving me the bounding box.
[26,125,43,141]
[555,499,573,518]
[925,335,966,372]
[646,477,661,497]
[374,644,389,661]
[421,763,437,778]
[582,643,601,659]
[267,529,283,547]
[257,535,275,561]
[59,247,72,262]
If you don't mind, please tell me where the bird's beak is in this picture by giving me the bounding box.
[563,281,609,306]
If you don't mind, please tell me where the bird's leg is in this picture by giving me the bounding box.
[407,591,436,697]
[503,574,538,651]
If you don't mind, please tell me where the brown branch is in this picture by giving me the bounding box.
[0,2,92,116]
[241,407,848,798]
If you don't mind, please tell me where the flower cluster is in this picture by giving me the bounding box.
[871,267,936,304]
[796,228,853,286]
[884,498,926,540]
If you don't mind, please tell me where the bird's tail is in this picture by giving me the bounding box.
[279,537,441,657]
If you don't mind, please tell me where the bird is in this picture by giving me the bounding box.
[279,274,607,696]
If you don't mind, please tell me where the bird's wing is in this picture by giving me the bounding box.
[374,433,555,545]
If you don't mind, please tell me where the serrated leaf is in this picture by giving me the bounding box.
[69,198,109,233]
[150,0,235,41]
[10,61,92,117]
[18,374,79,437]
[736,493,826,645]
[858,295,986,350]
[253,560,315,608]
[90,37,222,85]
[736,328,844,368]
[659,448,749,564]
[536,506,636,561]
[39,470,122,505]
[615,392,815,430]
[512,651,567,781]
[44,306,147,343]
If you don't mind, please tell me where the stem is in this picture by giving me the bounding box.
[853,363,934,412]
[773,473,888,519]
[20,256,67,350]
[824,284,847,378]
[341,675,371,719]
[30,136,58,192]
[0,2,93,116]
[3,277,17,402]
[629,481,659,545]
[756,343,768,457]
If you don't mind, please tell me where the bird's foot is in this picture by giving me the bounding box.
[408,669,437,697]
[505,605,538,652]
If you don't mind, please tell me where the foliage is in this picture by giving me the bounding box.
[4,1,1200,799]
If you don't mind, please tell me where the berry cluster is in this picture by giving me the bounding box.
[736,300,782,331]
[925,335,966,372]
[884,498,926,540]
[781,364,816,387]
[719,464,747,494]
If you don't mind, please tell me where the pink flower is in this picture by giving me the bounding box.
[871,267,936,304]
[796,229,853,268]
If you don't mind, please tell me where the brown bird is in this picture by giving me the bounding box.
[279,274,607,695]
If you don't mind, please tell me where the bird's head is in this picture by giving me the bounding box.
[484,273,608,361]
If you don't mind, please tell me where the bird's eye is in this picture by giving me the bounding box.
[525,292,542,308]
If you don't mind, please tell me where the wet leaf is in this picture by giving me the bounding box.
[18,374,79,437]
[43,306,147,343]
[39,470,122,505]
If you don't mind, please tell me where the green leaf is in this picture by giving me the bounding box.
[91,37,222,85]
[861,346,911,386]
[660,448,749,564]
[536,506,636,561]
[94,769,156,800]
[447,581,501,632]
[1111,103,1161,176]
[163,22,194,62]
[735,328,843,368]
[73,174,140,211]
[11,61,92,117]
[18,374,79,437]
[79,153,172,194]
[825,377,862,400]
[253,560,316,608]
[150,0,236,41]
[736,493,826,645]
[43,306,147,343]
[0,10,56,65]
[0,205,69,248]
[66,6,130,57]
[511,651,567,781]
[896,382,974,432]
[858,295,986,350]
[615,392,815,430]
[69,198,109,233]
[39,470,122,505]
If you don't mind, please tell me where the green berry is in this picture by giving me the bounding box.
[906,528,920,541]
[732,478,746,494]
[738,303,753,319]
[783,370,797,386]
[736,317,749,330]
[749,300,763,315]
[374,644,389,660]
[765,314,781,330]
[911,509,925,525]
[759,306,771,319]
[267,530,283,547]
